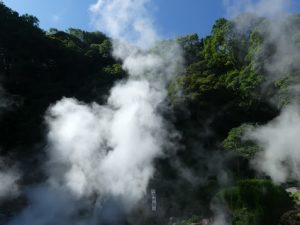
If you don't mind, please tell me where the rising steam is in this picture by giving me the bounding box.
[6,0,183,224]
[90,0,158,47]
[247,104,300,183]
[223,0,300,185]
[0,88,20,202]
[0,162,19,200]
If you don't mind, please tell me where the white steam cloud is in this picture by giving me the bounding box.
[223,0,300,185]
[90,0,158,47]
[46,83,167,206]
[7,0,183,224]
[0,165,19,200]
[247,104,300,183]
[0,90,20,202]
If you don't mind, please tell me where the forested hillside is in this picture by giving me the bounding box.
[0,2,299,225]
[0,2,125,154]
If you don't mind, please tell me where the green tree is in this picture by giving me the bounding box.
[177,33,202,65]
[215,179,293,225]
[20,14,39,26]
[223,124,261,160]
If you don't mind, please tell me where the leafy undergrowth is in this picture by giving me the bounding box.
[214,179,294,225]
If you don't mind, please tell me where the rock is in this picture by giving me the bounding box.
[286,187,300,195]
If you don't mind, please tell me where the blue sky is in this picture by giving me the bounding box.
[0,0,226,38]
[1,0,300,39]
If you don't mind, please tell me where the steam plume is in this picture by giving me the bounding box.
[224,0,300,185]
[0,90,20,202]
[0,162,19,200]
[90,0,157,47]
[247,104,300,183]
[7,0,183,224]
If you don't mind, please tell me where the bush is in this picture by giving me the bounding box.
[223,124,261,159]
[215,179,293,225]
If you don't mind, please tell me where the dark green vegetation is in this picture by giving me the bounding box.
[223,124,261,160]
[215,180,293,225]
[0,2,124,156]
[163,14,300,225]
[0,2,299,225]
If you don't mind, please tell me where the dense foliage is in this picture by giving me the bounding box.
[215,179,293,225]
[0,2,125,155]
[223,123,261,160]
